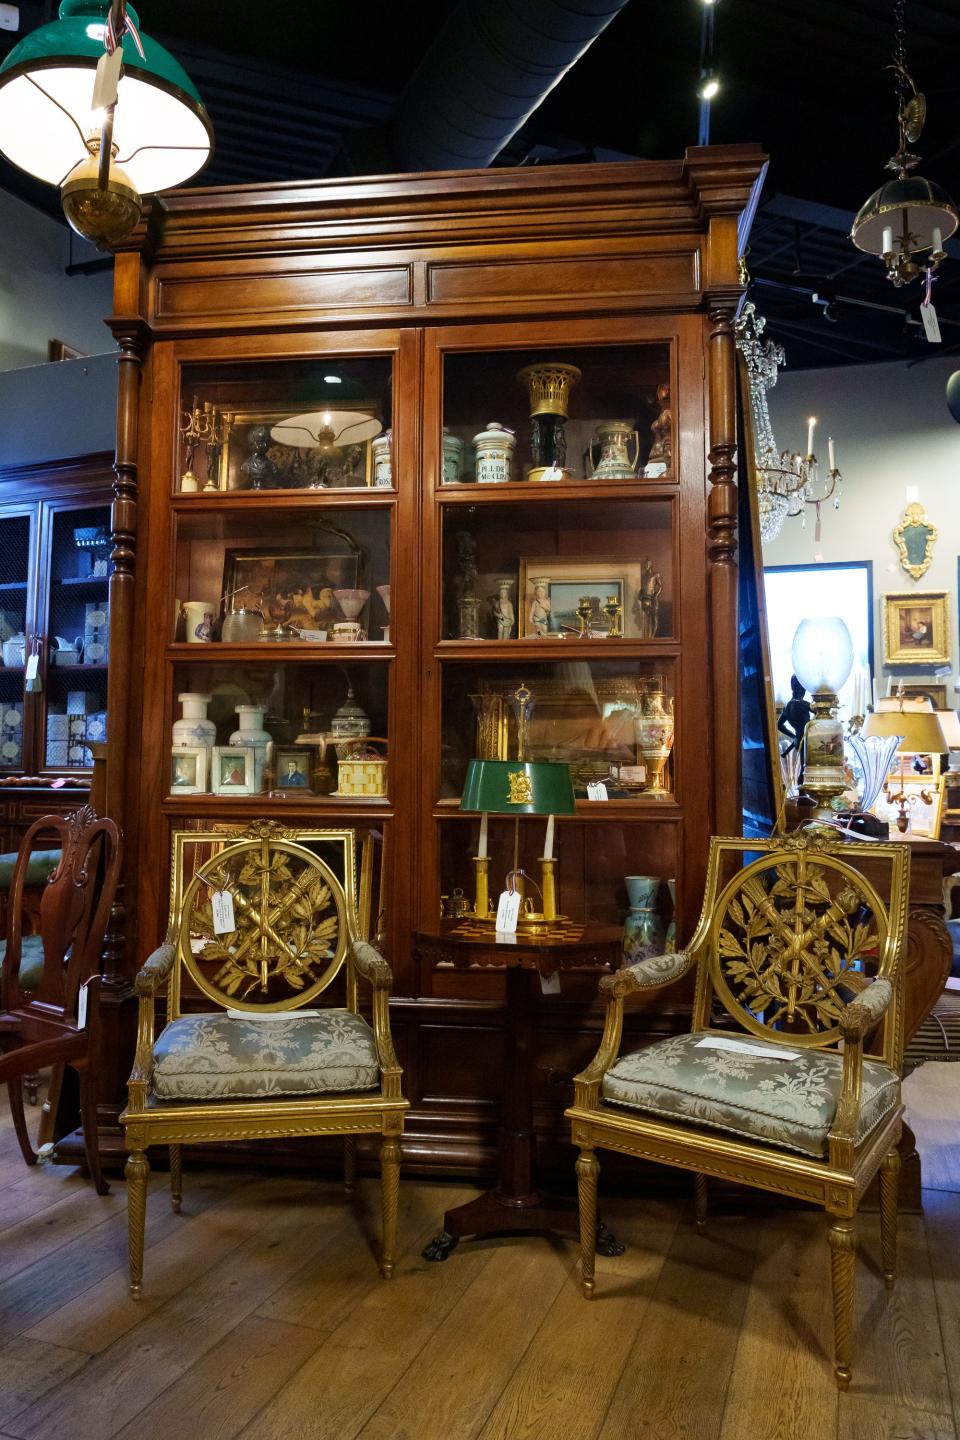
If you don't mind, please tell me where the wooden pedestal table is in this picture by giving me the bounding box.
[416,920,625,1261]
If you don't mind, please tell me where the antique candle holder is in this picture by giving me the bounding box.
[517,362,581,483]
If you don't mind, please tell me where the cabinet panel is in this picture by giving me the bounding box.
[426,251,697,306]
[157,264,413,320]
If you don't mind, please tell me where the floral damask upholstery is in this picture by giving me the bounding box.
[152,1008,380,1101]
[602,1029,899,1159]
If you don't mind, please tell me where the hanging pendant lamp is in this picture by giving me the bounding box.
[0,0,212,248]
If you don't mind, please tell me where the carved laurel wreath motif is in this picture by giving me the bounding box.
[183,842,342,1005]
[714,859,878,1034]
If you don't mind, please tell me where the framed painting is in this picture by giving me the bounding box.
[223,528,363,631]
[889,679,949,711]
[170,747,207,795]
[872,774,945,839]
[274,745,314,794]
[518,558,657,638]
[892,503,937,581]
[221,407,376,491]
[882,590,950,665]
[211,746,255,796]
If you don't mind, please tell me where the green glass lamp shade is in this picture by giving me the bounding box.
[0,0,212,195]
[460,760,576,816]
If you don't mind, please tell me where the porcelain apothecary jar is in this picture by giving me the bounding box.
[372,429,393,488]
[442,428,464,484]
[473,422,515,484]
[229,705,272,791]
[173,693,217,749]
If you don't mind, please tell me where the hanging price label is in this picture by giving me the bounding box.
[211,890,236,934]
[921,302,942,343]
[539,971,561,995]
[495,889,521,934]
[92,46,123,111]
[24,653,39,682]
[77,979,91,1029]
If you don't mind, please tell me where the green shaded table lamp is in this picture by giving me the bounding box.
[460,758,576,930]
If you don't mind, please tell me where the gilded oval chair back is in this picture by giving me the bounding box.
[166,822,358,1017]
[693,835,910,1059]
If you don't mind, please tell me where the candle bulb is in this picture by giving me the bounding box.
[543,814,555,862]
[806,416,816,459]
[882,225,894,255]
[933,226,943,254]
[478,812,488,859]
[828,436,836,472]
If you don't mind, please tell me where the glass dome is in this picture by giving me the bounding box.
[791,616,854,694]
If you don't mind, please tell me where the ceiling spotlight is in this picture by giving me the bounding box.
[699,76,720,100]
[323,375,342,384]
[0,0,212,249]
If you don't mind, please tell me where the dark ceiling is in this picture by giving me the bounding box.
[3,0,960,368]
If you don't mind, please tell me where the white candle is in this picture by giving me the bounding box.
[882,225,894,255]
[807,416,816,458]
[543,814,555,861]
[827,436,836,471]
[933,226,943,253]
[478,812,488,859]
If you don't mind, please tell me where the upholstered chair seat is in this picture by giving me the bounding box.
[0,934,45,991]
[152,1009,381,1101]
[602,1030,900,1160]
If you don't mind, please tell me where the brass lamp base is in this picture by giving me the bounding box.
[470,855,566,928]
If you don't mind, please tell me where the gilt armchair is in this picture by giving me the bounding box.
[121,821,407,1297]
[566,833,910,1389]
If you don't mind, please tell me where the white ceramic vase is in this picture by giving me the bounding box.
[173,692,217,749]
[229,705,272,791]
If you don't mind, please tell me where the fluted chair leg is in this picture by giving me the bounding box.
[576,1148,599,1297]
[125,1149,150,1299]
[380,1137,401,1279]
[879,1148,900,1290]
[828,1216,857,1389]
[169,1144,182,1213]
[344,1135,357,1196]
[694,1172,708,1227]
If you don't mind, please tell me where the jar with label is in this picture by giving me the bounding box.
[473,422,515,484]
[372,429,393,488]
[442,428,464,484]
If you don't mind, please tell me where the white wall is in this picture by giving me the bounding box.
[762,352,960,704]
[0,189,115,371]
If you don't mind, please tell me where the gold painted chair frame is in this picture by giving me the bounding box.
[121,821,407,1297]
[567,833,910,1388]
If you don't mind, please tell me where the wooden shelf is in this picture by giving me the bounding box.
[166,642,393,663]
[435,478,677,505]
[162,793,393,818]
[172,488,397,513]
[434,797,682,820]
[435,638,679,661]
[48,663,108,674]
[53,575,109,588]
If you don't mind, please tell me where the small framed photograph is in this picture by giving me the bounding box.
[887,679,949,710]
[274,745,314,793]
[170,747,208,795]
[518,557,664,639]
[882,590,950,665]
[211,746,255,795]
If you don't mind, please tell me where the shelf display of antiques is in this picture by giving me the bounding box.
[173,508,391,645]
[178,357,394,492]
[441,343,673,485]
[442,500,673,640]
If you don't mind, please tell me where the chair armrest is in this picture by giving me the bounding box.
[599,950,693,999]
[839,978,892,1040]
[134,940,177,997]
[351,938,393,990]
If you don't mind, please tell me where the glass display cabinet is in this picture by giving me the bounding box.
[106,147,767,1175]
[0,458,113,851]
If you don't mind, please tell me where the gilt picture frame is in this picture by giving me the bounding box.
[882,590,950,665]
[221,407,376,491]
[892,502,938,581]
[518,558,659,638]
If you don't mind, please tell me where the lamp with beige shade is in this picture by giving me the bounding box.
[862,699,948,833]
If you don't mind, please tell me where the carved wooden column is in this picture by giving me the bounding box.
[706,301,741,834]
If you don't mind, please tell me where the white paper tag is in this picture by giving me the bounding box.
[211,890,236,934]
[77,980,90,1029]
[495,889,521,934]
[921,302,942,343]
[91,46,123,111]
[618,765,646,784]
[586,781,608,801]
[25,653,39,681]
[695,1035,801,1061]
[495,931,517,945]
[540,971,561,995]
[298,629,328,643]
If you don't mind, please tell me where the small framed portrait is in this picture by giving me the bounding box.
[274,745,314,794]
[170,747,207,795]
[518,558,664,638]
[882,590,950,665]
[211,746,255,796]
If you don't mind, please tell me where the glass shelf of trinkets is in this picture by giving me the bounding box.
[0,512,32,772]
[42,506,111,771]
[438,342,673,490]
[437,497,674,646]
[170,505,392,648]
[176,357,396,495]
[166,660,390,802]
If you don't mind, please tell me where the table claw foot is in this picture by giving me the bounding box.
[422,1230,459,1262]
[595,1220,625,1257]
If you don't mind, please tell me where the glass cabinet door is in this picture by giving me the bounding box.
[0,509,33,773]
[41,502,111,772]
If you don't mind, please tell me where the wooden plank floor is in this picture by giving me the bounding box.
[0,1065,957,1440]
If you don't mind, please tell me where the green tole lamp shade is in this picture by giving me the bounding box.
[460,760,576,816]
[0,0,212,195]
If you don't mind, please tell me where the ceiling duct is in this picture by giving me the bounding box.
[389,0,631,172]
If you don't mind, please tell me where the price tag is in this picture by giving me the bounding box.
[586,781,608,801]
[211,890,236,934]
[25,653,39,682]
[495,889,521,934]
[618,765,646,785]
[91,46,123,112]
[539,971,561,995]
[921,302,942,343]
[77,979,90,1029]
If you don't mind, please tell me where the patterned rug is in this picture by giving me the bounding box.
[904,989,960,1074]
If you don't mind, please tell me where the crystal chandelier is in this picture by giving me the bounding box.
[735,302,843,544]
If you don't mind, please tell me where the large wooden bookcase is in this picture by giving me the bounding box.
[104,146,767,1175]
